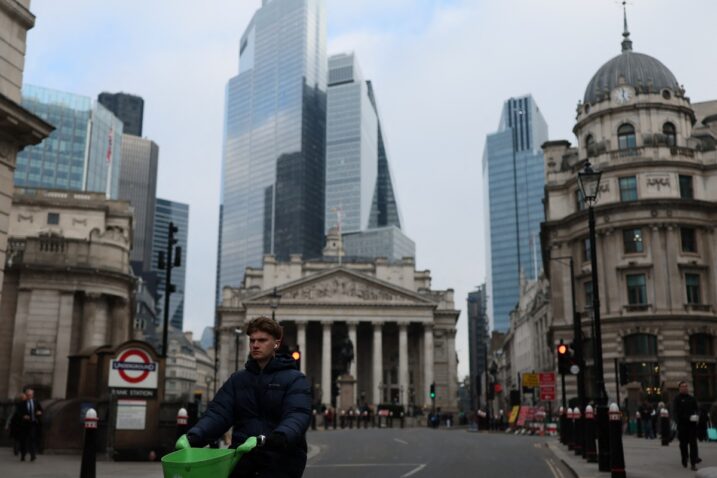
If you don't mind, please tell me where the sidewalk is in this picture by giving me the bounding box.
[548,435,717,478]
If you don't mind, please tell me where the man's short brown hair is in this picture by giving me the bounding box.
[246,316,283,340]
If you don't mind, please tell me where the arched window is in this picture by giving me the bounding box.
[585,134,596,156]
[663,122,676,147]
[617,124,637,150]
[623,333,657,356]
[690,334,714,356]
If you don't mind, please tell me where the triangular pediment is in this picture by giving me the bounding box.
[245,268,435,306]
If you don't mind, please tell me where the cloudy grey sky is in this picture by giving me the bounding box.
[23,0,716,378]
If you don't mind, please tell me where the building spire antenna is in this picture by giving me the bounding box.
[621,0,633,52]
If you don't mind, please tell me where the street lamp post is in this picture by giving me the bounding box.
[270,287,282,321]
[577,160,611,471]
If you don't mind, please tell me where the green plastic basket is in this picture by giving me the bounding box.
[161,435,257,478]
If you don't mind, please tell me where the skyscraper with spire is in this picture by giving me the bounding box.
[217,0,327,292]
[483,95,548,332]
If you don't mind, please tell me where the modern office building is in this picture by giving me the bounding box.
[16,85,123,198]
[118,134,158,268]
[325,52,378,233]
[324,53,408,261]
[218,0,327,292]
[98,92,144,137]
[152,198,189,331]
[483,95,548,332]
[467,285,489,408]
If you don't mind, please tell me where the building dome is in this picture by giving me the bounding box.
[583,16,680,104]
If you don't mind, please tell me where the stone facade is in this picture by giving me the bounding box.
[542,30,717,407]
[0,0,54,311]
[0,188,135,399]
[217,253,460,412]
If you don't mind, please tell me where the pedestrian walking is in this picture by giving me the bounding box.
[5,392,25,456]
[186,316,312,478]
[673,381,701,470]
[17,387,42,461]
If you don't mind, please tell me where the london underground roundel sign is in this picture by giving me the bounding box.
[109,346,158,389]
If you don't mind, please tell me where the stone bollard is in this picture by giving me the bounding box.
[400,411,405,429]
[311,409,317,430]
[566,408,575,450]
[80,408,98,478]
[584,405,597,463]
[559,407,566,445]
[323,410,329,430]
[340,410,346,429]
[573,408,583,457]
[660,408,670,446]
[609,403,626,478]
[348,410,354,429]
[176,407,189,440]
[635,411,643,438]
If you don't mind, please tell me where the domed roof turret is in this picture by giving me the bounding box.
[583,8,679,104]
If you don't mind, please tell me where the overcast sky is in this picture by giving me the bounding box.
[23,0,716,379]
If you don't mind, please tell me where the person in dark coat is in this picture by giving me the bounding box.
[5,392,25,456]
[187,316,311,478]
[16,387,43,461]
[673,381,700,470]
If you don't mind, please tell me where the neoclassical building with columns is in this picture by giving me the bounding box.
[542,22,717,409]
[217,243,460,412]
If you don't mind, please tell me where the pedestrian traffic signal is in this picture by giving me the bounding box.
[557,339,570,375]
[290,347,301,370]
[430,382,436,399]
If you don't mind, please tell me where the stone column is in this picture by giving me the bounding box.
[399,322,409,405]
[347,321,358,400]
[372,321,383,405]
[424,323,434,407]
[8,290,31,397]
[51,293,75,399]
[447,328,457,409]
[110,297,131,345]
[297,321,307,375]
[80,293,99,350]
[321,321,332,406]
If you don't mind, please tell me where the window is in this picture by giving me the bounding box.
[623,362,661,398]
[690,334,714,356]
[681,227,697,253]
[584,280,593,310]
[619,176,638,201]
[617,124,637,150]
[686,273,701,304]
[575,189,585,211]
[622,228,644,253]
[47,212,60,225]
[626,274,647,305]
[623,333,657,356]
[692,362,717,402]
[679,175,694,199]
[585,134,596,156]
[583,238,591,262]
[663,122,676,147]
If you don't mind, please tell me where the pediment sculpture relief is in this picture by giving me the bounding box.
[282,276,411,302]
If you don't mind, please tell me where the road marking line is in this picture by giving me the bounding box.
[401,464,426,477]
[545,458,564,478]
[394,438,409,445]
[308,463,422,468]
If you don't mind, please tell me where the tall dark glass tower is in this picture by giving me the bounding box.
[98,92,144,137]
[467,285,488,408]
[218,0,327,292]
[483,95,548,332]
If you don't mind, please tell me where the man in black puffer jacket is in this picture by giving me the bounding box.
[187,316,311,477]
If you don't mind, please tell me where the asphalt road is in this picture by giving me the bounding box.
[305,428,572,478]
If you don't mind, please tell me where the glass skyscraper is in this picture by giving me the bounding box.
[16,85,123,198]
[218,0,327,292]
[483,95,548,332]
[152,198,189,331]
[98,92,144,137]
[467,285,488,408]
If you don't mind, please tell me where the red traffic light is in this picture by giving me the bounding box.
[557,344,568,355]
[291,351,301,361]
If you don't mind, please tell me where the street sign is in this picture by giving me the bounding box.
[109,346,158,390]
[539,372,556,385]
[522,373,539,388]
[508,406,520,424]
[540,385,556,401]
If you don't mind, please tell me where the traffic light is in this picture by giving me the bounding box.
[430,382,436,400]
[557,339,570,375]
[291,348,301,370]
